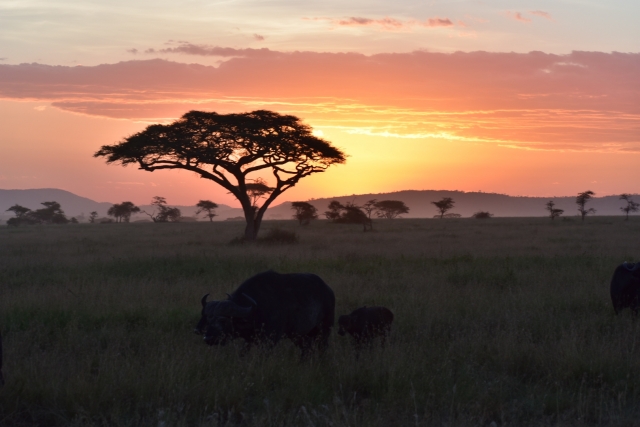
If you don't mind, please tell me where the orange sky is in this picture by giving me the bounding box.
[1,49,639,206]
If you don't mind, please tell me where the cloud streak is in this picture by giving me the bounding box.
[315,16,457,31]
[0,50,638,152]
[530,10,553,20]
[506,12,531,23]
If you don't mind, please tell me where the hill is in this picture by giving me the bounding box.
[0,188,636,222]
[268,190,636,219]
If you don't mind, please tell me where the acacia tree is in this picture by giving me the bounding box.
[107,201,141,223]
[324,201,344,222]
[620,194,639,221]
[290,201,318,225]
[95,110,345,241]
[576,190,596,221]
[196,200,219,222]
[545,200,564,220]
[143,196,181,222]
[362,199,378,231]
[89,211,98,223]
[375,200,409,219]
[432,197,455,219]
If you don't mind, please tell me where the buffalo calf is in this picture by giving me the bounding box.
[338,306,394,349]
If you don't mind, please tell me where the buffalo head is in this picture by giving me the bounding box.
[195,293,257,345]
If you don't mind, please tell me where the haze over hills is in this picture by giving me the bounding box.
[0,188,637,223]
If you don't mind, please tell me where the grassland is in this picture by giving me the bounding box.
[1,217,640,426]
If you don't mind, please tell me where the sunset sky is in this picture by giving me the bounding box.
[0,1,639,207]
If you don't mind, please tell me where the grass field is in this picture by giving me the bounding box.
[1,217,640,426]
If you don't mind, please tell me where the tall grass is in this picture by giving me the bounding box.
[1,217,640,426]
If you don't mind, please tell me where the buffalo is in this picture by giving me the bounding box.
[1,331,4,386]
[195,271,335,355]
[338,306,394,350]
[610,262,640,315]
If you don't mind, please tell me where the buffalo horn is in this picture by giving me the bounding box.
[226,293,232,300]
[242,293,258,307]
[201,294,210,308]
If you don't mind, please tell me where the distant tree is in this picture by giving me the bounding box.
[324,200,370,231]
[6,204,31,218]
[375,200,409,219]
[339,202,370,231]
[432,197,455,219]
[70,217,79,224]
[324,201,344,222]
[442,213,461,218]
[362,199,378,231]
[107,201,141,223]
[31,202,69,224]
[472,211,493,219]
[89,211,98,223]
[196,200,219,222]
[291,201,318,225]
[94,110,345,241]
[545,201,564,220]
[576,190,596,221]
[143,196,182,222]
[6,201,69,226]
[6,204,37,226]
[620,194,639,221]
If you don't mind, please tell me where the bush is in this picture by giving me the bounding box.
[258,228,299,245]
[472,211,493,219]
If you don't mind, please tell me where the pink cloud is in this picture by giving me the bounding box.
[0,51,637,151]
[530,10,553,20]
[506,12,531,23]
[253,34,265,41]
[153,43,273,57]
[336,17,407,30]
[319,16,458,31]
[425,18,454,27]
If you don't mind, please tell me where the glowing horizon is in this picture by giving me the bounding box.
[0,2,639,207]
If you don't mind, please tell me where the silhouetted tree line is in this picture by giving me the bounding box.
[321,199,410,231]
[5,201,76,226]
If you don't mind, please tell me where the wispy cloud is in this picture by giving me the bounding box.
[530,10,553,20]
[142,42,274,57]
[253,34,265,41]
[312,16,457,31]
[506,12,531,23]
[337,17,405,30]
[425,18,454,27]
[507,10,554,23]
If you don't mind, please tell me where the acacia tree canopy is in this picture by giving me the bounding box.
[196,200,219,222]
[619,194,639,221]
[576,190,596,221]
[95,110,346,240]
[432,197,455,219]
[290,201,318,225]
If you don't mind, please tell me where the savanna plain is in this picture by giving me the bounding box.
[1,217,640,426]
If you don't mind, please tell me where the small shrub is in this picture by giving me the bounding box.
[258,228,299,245]
[472,211,493,219]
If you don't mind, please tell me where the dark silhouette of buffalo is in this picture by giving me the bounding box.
[338,306,394,349]
[1,331,4,386]
[195,271,335,355]
[611,262,640,315]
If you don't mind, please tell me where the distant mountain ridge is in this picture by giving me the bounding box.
[0,188,637,222]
